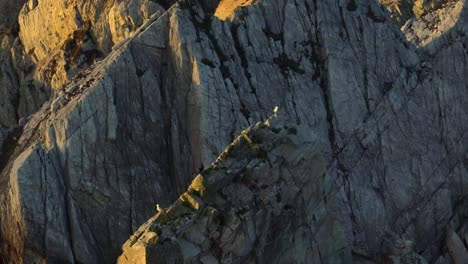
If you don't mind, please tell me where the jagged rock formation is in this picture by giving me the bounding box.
[118,117,349,263]
[379,0,449,25]
[401,0,464,46]
[379,0,416,25]
[0,0,467,263]
[0,20,50,126]
[18,0,169,89]
[0,0,26,29]
[0,0,168,126]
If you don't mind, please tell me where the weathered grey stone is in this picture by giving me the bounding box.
[447,229,468,264]
[0,0,467,263]
[118,118,347,263]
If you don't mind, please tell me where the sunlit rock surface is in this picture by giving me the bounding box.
[0,0,467,263]
[0,0,167,126]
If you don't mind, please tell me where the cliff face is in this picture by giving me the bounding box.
[118,117,350,263]
[0,0,467,263]
[0,0,167,126]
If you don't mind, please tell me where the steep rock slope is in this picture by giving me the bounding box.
[0,0,467,263]
[0,1,50,126]
[18,0,167,90]
[118,117,350,263]
[0,0,167,126]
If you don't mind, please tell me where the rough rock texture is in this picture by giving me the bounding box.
[0,0,27,29]
[0,13,50,126]
[0,0,166,126]
[379,0,416,25]
[379,0,452,26]
[18,0,167,62]
[0,0,467,263]
[118,117,349,263]
[401,0,464,46]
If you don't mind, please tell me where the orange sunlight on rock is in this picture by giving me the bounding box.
[214,0,256,20]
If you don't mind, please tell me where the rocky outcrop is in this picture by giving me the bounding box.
[379,0,453,26]
[0,21,50,126]
[0,0,167,126]
[118,117,348,263]
[379,0,416,25]
[0,0,467,263]
[17,0,172,99]
[401,0,464,46]
[379,0,464,47]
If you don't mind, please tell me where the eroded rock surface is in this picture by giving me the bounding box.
[0,0,467,263]
[118,117,347,263]
[401,0,464,46]
[0,0,167,127]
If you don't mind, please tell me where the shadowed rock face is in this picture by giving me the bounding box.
[0,0,27,29]
[0,0,467,263]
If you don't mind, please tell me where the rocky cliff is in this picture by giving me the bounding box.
[0,0,467,263]
[117,117,349,263]
[0,0,168,126]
